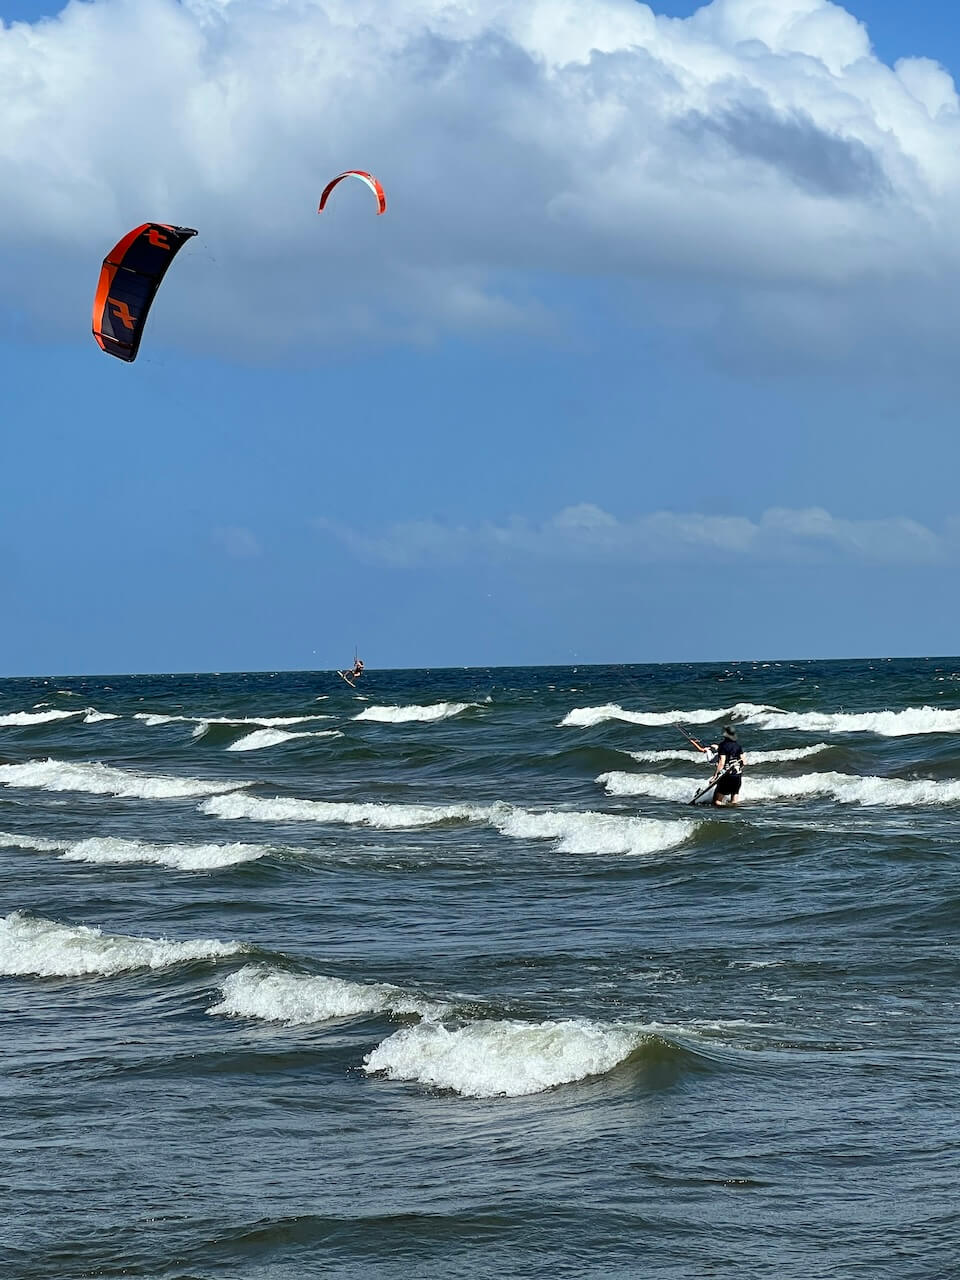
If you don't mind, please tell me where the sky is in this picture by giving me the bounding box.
[2,0,960,675]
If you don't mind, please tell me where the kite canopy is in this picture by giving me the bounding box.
[318,171,387,215]
[92,223,198,362]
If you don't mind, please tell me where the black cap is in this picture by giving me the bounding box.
[722,725,736,738]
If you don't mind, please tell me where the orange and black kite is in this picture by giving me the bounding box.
[92,223,197,362]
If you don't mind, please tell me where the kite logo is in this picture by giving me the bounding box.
[147,229,171,249]
[108,298,136,330]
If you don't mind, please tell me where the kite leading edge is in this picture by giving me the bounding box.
[318,171,387,215]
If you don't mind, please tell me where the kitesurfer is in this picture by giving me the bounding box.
[708,726,744,806]
[349,658,364,680]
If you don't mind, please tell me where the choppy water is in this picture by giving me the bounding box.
[3,658,959,1278]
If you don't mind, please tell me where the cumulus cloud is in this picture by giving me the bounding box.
[2,0,960,359]
[314,503,951,567]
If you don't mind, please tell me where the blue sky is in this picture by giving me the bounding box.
[2,0,960,675]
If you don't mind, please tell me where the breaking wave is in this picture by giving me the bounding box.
[208,965,449,1025]
[363,1018,644,1097]
[2,832,267,871]
[0,707,120,727]
[0,709,81,726]
[0,911,245,977]
[740,705,960,737]
[353,703,475,723]
[227,728,342,752]
[201,794,692,857]
[598,769,960,807]
[0,759,247,799]
[628,744,830,766]
[202,792,481,829]
[135,712,333,730]
[489,808,693,857]
[560,702,778,728]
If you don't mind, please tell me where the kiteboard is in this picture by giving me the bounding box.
[337,671,356,689]
[689,763,741,806]
[689,780,718,806]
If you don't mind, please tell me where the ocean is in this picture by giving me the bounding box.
[2,658,959,1279]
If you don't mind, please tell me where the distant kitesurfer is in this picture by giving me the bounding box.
[708,725,744,806]
[349,658,364,680]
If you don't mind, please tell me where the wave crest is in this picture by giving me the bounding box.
[353,703,475,723]
[227,728,342,752]
[201,794,693,856]
[599,769,960,807]
[560,702,777,728]
[209,965,449,1025]
[0,759,247,799]
[0,912,245,977]
[363,1019,643,1097]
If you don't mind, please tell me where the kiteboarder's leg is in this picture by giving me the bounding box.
[714,772,742,807]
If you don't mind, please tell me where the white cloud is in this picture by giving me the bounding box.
[213,525,261,557]
[314,503,952,566]
[2,0,960,359]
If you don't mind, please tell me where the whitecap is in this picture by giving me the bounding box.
[60,836,268,870]
[353,703,475,724]
[598,769,960,807]
[201,792,482,829]
[363,1019,643,1097]
[0,758,247,800]
[0,911,245,977]
[741,705,960,737]
[202,795,693,857]
[628,744,830,766]
[208,965,449,1025]
[227,728,342,752]
[135,712,333,729]
[0,709,80,727]
[489,808,693,857]
[560,702,778,728]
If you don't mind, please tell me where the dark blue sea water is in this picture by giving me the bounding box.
[3,659,959,1278]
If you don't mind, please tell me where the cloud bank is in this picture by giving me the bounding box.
[314,503,956,567]
[1,0,960,357]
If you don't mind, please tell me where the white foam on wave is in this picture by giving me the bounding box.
[0,831,63,853]
[226,728,342,752]
[740,705,960,737]
[202,792,482,829]
[353,702,475,723]
[489,808,693,857]
[136,712,333,730]
[363,1019,644,1097]
[201,794,693,857]
[0,911,245,977]
[599,769,960,807]
[628,744,830,766]
[0,758,247,799]
[209,965,449,1025]
[560,702,777,728]
[0,830,274,871]
[63,836,268,870]
[0,707,118,727]
[0,709,79,726]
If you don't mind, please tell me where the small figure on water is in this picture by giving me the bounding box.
[338,657,365,687]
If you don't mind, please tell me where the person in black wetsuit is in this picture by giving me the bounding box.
[708,725,744,806]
